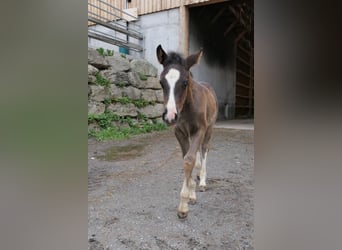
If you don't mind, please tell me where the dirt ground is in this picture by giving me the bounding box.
[88,127,254,250]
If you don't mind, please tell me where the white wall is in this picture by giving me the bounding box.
[129,9,180,75]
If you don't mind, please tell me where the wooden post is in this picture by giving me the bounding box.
[179,4,189,56]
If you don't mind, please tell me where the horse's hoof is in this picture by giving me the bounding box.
[177,211,188,219]
[199,186,206,192]
[189,198,197,205]
[197,175,200,181]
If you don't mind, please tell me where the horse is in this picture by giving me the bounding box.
[156,45,218,218]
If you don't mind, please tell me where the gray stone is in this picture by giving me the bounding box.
[88,48,110,69]
[130,59,158,77]
[155,90,164,103]
[88,75,96,84]
[141,89,157,102]
[110,121,130,129]
[128,72,162,89]
[106,55,130,73]
[88,122,101,131]
[121,86,141,100]
[88,102,105,115]
[109,84,123,99]
[154,117,164,124]
[89,85,109,102]
[107,103,137,117]
[139,104,164,118]
[102,70,130,86]
[146,77,162,89]
[88,64,99,75]
[128,71,140,87]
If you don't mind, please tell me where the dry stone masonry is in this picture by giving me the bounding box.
[88,48,164,129]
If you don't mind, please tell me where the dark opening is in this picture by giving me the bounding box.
[188,0,254,119]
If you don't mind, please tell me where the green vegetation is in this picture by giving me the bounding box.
[116,82,126,88]
[120,53,127,59]
[103,96,155,108]
[96,48,114,56]
[88,112,168,141]
[138,72,148,81]
[95,72,110,87]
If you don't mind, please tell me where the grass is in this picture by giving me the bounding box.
[116,82,126,88]
[88,112,168,141]
[96,48,114,56]
[95,72,110,87]
[103,96,155,108]
[138,72,148,81]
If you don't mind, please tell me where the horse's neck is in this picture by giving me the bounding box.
[185,78,197,108]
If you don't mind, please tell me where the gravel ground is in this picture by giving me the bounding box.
[88,127,254,250]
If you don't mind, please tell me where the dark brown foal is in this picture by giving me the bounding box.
[156,45,218,219]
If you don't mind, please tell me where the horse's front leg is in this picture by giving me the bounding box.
[178,129,205,219]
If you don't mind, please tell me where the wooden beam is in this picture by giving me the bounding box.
[228,5,251,32]
[237,69,253,79]
[236,81,252,89]
[237,55,251,67]
[224,19,238,37]
[210,6,227,24]
[234,30,247,44]
[179,4,189,55]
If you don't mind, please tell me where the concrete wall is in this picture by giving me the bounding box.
[129,9,180,75]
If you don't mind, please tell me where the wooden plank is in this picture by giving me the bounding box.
[236,105,254,108]
[122,8,138,21]
[236,81,252,89]
[237,55,251,67]
[88,16,144,40]
[237,69,253,80]
[224,20,238,37]
[210,6,226,24]
[238,44,250,55]
[179,4,189,55]
[236,94,252,99]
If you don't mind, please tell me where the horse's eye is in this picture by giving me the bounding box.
[183,80,188,86]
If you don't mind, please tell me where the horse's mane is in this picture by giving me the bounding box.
[164,52,186,66]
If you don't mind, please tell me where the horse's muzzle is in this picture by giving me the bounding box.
[162,108,178,125]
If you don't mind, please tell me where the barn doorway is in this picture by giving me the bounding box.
[188,0,254,119]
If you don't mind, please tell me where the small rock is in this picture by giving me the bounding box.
[88,48,110,69]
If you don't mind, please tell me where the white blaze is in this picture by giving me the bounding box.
[165,68,180,120]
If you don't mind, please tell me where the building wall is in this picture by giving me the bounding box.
[129,8,180,75]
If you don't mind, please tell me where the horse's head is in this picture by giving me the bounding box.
[156,45,203,125]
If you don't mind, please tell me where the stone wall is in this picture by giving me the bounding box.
[88,48,164,130]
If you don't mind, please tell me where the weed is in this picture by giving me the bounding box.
[88,112,168,141]
[137,112,148,121]
[96,47,114,56]
[116,82,126,88]
[120,54,127,58]
[138,72,148,81]
[95,72,110,87]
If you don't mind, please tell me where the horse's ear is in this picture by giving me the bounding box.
[186,48,203,70]
[156,45,168,65]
